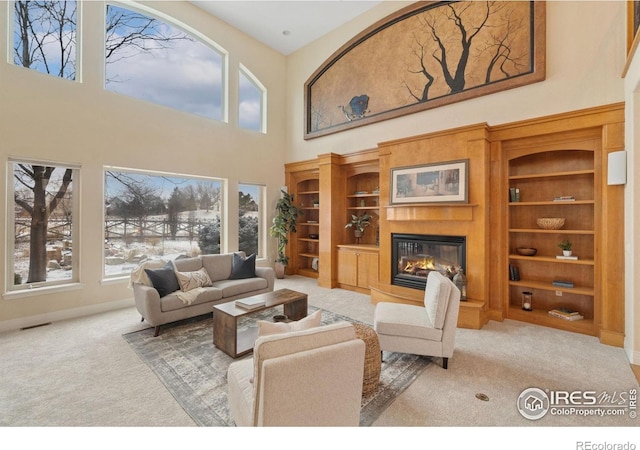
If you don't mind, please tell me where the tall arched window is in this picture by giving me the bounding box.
[239,64,266,132]
[104,3,226,121]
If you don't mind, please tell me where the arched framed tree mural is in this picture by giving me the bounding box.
[305,1,546,139]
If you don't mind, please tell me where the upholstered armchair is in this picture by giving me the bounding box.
[373,270,461,369]
[227,321,365,426]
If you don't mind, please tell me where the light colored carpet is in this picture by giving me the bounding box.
[0,275,637,435]
[123,306,429,426]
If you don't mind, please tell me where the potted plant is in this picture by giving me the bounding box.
[558,239,572,256]
[269,190,303,278]
[345,212,372,242]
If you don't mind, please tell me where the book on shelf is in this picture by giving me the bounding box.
[550,307,580,316]
[548,309,584,321]
[509,264,520,281]
[509,188,520,202]
[552,280,574,288]
[556,255,578,260]
[553,196,575,202]
[235,297,266,310]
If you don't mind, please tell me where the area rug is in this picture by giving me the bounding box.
[123,306,430,426]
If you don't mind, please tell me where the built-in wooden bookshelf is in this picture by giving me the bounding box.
[506,149,597,335]
[338,161,380,292]
[345,171,379,246]
[281,104,624,343]
[491,104,626,345]
[284,160,320,279]
[296,180,320,278]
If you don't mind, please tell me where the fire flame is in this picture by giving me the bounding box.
[403,256,436,273]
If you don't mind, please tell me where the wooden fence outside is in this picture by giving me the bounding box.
[14,217,216,243]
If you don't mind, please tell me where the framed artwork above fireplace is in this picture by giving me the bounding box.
[391,159,468,204]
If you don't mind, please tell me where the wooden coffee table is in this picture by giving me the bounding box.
[212,288,308,358]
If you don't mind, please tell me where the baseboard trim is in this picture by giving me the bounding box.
[631,364,640,384]
[599,329,625,348]
[0,298,134,333]
[626,348,640,366]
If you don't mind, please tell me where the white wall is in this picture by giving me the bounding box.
[0,1,287,329]
[285,1,636,361]
[624,53,640,365]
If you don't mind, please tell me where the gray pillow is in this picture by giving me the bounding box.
[144,264,179,297]
[229,252,256,279]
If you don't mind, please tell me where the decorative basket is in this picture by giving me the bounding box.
[536,218,565,230]
[516,247,537,256]
[352,323,381,397]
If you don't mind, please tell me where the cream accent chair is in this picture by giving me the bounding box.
[373,271,461,369]
[227,322,366,426]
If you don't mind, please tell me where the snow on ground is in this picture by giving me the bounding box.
[12,209,257,284]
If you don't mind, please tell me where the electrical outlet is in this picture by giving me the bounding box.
[555,290,563,296]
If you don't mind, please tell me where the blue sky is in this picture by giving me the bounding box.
[105,4,224,122]
[105,171,258,205]
[14,2,261,129]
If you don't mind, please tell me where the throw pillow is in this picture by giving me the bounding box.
[229,252,256,280]
[144,266,180,298]
[174,267,213,292]
[256,309,322,337]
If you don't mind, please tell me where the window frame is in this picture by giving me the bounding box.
[104,1,229,123]
[238,182,267,259]
[8,0,82,82]
[102,166,227,281]
[238,63,267,133]
[5,157,81,296]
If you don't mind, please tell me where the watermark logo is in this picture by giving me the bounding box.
[517,387,550,420]
[517,387,637,420]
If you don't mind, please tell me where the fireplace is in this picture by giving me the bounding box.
[392,233,466,290]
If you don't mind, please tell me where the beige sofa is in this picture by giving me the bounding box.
[132,253,275,336]
[227,321,365,426]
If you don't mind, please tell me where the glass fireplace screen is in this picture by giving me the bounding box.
[392,233,466,290]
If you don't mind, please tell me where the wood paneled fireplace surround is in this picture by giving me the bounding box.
[285,103,625,347]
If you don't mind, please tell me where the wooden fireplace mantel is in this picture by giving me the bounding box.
[385,204,479,221]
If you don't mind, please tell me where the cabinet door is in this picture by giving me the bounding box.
[337,249,358,286]
[357,251,378,289]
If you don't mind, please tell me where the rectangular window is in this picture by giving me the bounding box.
[104,168,224,279]
[8,159,79,291]
[12,0,78,80]
[238,183,266,258]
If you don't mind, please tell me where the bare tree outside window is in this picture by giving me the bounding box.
[105,4,224,121]
[12,162,76,286]
[9,1,214,290]
[13,0,77,79]
[104,170,223,279]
